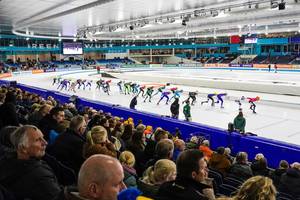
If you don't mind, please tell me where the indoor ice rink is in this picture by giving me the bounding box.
[1,0,300,199]
[6,67,300,146]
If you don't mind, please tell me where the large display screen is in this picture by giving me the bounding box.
[62,42,83,55]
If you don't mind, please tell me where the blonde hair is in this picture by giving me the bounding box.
[291,162,300,170]
[119,151,135,167]
[144,159,176,185]
[86,126,107,145]
[233,176,276,200]
[255,153,265,160]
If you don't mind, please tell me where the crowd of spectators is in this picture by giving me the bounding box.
[0,85,299,200]
[2,58,58,72]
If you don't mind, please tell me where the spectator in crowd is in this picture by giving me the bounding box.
[224,147,234,163]
[28,104,52,126]
[186,136,199,150]
[83,125,117,159]
[38,106,65,141]
[199,140,213,161]
[111,121,126,151]
[251,153,269,176]
[108,117,117,133]
[145,139,174,170]
[48,115,86,175]
[127,130,147,177]
[0,126,18,151]
[87,114,102,130]
[157,149,215,200]
[269,160,289,188]
[136,123,146,132]
[99,117,112,139]
[0,125,62,200]
[144,128,168,161]
[279,162,300,198]
[138,159,176,199]
[0,92,5,105]
[232,176,276,200]
[170,98,180,119]
[173,127,182,139]
[112,121,124,139]
[65,154,126,200]
[119,151,137,188]
[143,125,153,138]
[0,91,19,129]
[233,109,246,133]
[121,123,134,147]
[209,146,231,176]
[173,139,185,161]
[228,152,253,181]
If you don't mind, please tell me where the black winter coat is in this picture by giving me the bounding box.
[0,103,19,130]
[39,114,62,141]
[269,168,287,188]
[157,176,210,200]
[47,129,86,175]
[0,153,62,200]
[279,168,300,198]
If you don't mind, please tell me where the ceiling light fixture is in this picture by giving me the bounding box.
[278,1,286,10]
[271,1,279,8]
[211,10,219,17]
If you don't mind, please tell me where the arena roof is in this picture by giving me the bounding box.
[1,0,300,40]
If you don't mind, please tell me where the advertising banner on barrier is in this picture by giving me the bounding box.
[293,65,300,69]
[56,66,82,72]
[218,63,229,67]
[32,69,44,74]
[204,63,229,67]
[253,64,268,68]
[253,64,293,69]
[277,64,293,69]
[0,73,12,79]
[44,68,56,73]
[229,64,253,68]
[204,64,216,67]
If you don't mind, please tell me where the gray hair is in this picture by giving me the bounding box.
[11,125,38,150]
[155,139,174,159]
[69,115,85,132]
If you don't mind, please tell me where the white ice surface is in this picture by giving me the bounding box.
[5,68,300,147]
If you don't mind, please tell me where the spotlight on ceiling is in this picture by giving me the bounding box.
[279,2,286,10]
[211,10,219,17]
[181,16,190,26]
[271,1,279,8]
[129,25,134,30]
[167,17,176,23]
[194,9,206,17]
